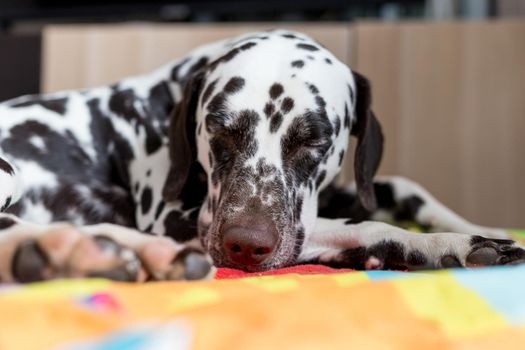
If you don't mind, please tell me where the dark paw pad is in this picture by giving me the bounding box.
[12,240,53,283]
[466,247,499,266]
[467,236,525,267]
[169,249,212,280]
[441,255,463,268]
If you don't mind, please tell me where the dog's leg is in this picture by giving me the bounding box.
[0,213,213,283]
[300,218,525,270]
[319,176,508,239]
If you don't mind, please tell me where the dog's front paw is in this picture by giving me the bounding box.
[2,224,214,283]
[439,235,525,268]
[464,236,525,267]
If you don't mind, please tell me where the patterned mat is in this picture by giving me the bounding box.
[2,261,525,349]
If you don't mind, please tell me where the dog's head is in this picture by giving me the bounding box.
[163,31,383,271]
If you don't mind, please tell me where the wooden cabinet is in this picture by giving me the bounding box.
[352,20,525,227]
[42,24,351,92]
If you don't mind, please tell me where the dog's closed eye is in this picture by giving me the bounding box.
[210,139,236,164]
[282,118,332,157]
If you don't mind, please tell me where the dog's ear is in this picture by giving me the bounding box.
[350,71,384,212]
[162,71,205,202]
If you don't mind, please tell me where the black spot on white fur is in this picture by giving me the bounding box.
[11,97,68,115]
[209,42,257,72]
[297,43,319,52]
[170,58,190,81]
[333,116,341,136]
[108,88,162,155]
[291,60,304,68]
[2,121,95,182]
[269,83,284,99]
[1,196,11,211]
[269,112,283,133]
[164,210,198,242]
[141,187,153,214]
[407,250,427,266]
[281,33,299,40]
[201,79,218,107]
[306,83,319,94]
[343,103,351,129]
[281,98,294,114]
[223,77,245,94]
[154,201,165,220]
[0,158,14,175]
[264,102,275,118]
[315,170,326,188]
[394,196,425,222]
[329,240,408,270]
[348,84,355,108]
[338,150,345,166]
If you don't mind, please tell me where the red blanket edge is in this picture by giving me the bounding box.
[215,265,354,279]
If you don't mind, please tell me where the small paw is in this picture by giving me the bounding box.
[167,248,214,280]
[465,236,525,267]
[4,225,214,283]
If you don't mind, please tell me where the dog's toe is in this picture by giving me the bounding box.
[12,240,54,283]
[66,234,143,281]
[130,239,214,281]
[4,224,213,283]
[465,237,525,267]
[466,247,499,267]
[168,248,214,280]
[81,236,142,282]
[440,254,463,268]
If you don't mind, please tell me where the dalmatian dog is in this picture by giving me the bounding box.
[0,29,522,283]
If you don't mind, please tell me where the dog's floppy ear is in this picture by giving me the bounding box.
[162,71,205,202]
[350,71,384,212]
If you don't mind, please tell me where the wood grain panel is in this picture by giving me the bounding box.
[352,20,525,227]
[42,23,351,92]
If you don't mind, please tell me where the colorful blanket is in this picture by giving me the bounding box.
[1,229,525,350]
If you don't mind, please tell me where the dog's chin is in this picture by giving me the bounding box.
[212,255,293,272]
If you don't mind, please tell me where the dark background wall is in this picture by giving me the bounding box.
[0,34,40,101]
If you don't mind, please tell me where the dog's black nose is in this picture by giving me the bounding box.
[222,224,278,269]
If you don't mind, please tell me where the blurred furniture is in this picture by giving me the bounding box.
[353,19,525,228]
[41,21,525,228]
[497,0,525,17]
[0,34,40,101]
[41,24,351,92]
